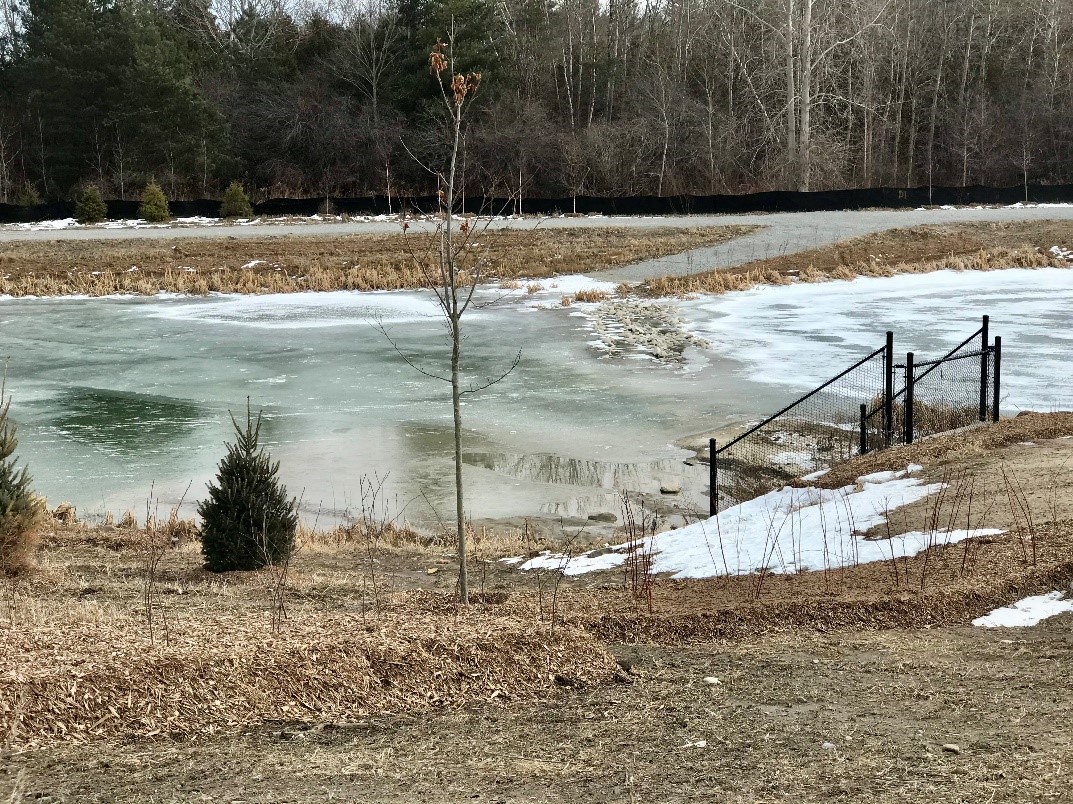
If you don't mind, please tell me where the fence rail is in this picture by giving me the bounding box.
[709,316,1001,514]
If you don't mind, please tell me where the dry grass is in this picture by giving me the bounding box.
[10,625,1073,804]
[0,608,619,747]
[0,226,756,297]
[646,220,1072,296]
[5,414,1073,753]
[814,411,1073,489]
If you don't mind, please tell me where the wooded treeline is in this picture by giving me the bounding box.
[0,0,1070,201]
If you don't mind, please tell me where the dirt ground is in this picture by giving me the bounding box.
[4,419,1073,802]
[6,621,1073,803]
[0,225,755,296]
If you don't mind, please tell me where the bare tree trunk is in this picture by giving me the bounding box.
[798,0,812,192]
[444,92,468,605]
[785,0,797,186]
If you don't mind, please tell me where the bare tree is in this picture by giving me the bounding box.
[394,34,519,604]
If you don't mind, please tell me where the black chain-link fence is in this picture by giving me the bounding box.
[903,331,1000,442]
[710,317,1000,514]
[710,343,889,513]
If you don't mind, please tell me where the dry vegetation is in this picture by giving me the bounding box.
[0,225,756,297]
[4,414,1073,800]
[645,220,1073,295]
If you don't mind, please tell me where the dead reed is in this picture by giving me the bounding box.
[0,226,756,297]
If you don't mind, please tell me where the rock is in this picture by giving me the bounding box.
[703,676,721,685]
[821,742,836,751]
[426,567,440,575]
[659,482,682,495]
[587,512,617,523]
[942,743,961,754]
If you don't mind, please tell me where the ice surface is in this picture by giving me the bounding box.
[972,591,1073,627]
[676,268,1073,411]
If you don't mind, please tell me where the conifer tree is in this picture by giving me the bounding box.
[220,181,253,218]
[74,184,107,223]
[198,404,297,572]
[138,180,170,222]
[15,182,42,206]
[0,391,44,576]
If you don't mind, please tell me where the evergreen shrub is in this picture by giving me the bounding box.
[139,181,170,222]
[0,393,44,576]
[15,182,41,207]
[220,181,253,219]
[74,184,107,223]
[198,406,297,572]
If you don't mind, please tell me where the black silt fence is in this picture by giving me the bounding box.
[1,183,1071,224]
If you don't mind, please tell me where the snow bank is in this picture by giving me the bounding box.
[972,591,1073,628]
[510,465,1005,579]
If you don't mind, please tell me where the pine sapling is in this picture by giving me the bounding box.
[198,404,297,572]
[74,184,107,224]
[0,390,44,576]
[220,181,254,219]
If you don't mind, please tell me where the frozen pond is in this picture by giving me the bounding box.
[2,267,1070,526]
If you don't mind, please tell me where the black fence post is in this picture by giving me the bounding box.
[859,404,868,455]
[992,336,1002,423]
[883,331,894,446]
[709,437,718,517]
[979,314,990,422]
[905,352,915,444]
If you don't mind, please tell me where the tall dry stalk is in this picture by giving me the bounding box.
[141,483,169,646]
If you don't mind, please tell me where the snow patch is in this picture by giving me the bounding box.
[511,465,1004,579]
[972,591,1073,628]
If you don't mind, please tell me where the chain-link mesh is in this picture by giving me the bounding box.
[907,348,994,440]
[713,347,887,512]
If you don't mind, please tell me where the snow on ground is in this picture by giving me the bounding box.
[674,268,1073,411]
[508,465,1005,578]
[972,591,1073,628]
[141,288,447,329]
[1006,202,1073,209]
[474,274,619,310]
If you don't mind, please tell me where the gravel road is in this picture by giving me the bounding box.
[3,205,1071,282]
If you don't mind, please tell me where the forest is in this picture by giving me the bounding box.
[0,0,1070,201]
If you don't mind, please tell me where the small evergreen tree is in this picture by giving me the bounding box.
[74,184,107,223]
[15,182,42,206]
[198,405,297,572]
[220,181,253,218]
[0,391,44,576]
[138,181,170,222]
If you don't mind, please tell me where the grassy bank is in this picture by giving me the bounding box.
[0,225,757,297]
[645,220,1072,295]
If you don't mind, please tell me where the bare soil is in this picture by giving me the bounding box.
[6,623,1073,803]
[0,226,756,296]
